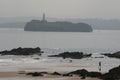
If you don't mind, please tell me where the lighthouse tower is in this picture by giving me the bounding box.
[42,13,47,22]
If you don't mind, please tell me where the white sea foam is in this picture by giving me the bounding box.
[0,52,119,73]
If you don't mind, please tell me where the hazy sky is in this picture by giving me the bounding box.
[0,0,120,19]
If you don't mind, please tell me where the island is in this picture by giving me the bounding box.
[0,47,43,55]
[48,52,92,59]
[24,13,93,32]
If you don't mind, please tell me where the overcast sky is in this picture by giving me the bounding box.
[0,0,120,19]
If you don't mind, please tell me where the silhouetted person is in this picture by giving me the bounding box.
[98,61,101,71]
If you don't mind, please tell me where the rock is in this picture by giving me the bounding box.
[31,72,43,77]
[87,72,102,78]
[67,69,102,79]
[26,72,44,77]
[68,69,88,79]
[102,65,120,80]
[24,66,120,79]
[68,69,88,75]
[48,52,92,59]
[102,51,120,59]
[40,72,48,74]
[52,72,61,75]
[102,73,115,80]
[0,47,43,55]
[63,74,72,77]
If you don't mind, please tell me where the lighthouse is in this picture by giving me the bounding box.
[42,13,47,22]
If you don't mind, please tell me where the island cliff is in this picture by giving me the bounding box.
[24,14,93,32]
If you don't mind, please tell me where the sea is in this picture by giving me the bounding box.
[0,28,120,80]
[0,28,120,52]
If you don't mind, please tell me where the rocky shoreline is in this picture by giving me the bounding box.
[0,47,120,80]
[0,47,120,60]
[18,65,120,80]
[102,51,120,59]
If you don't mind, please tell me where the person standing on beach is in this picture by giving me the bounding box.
[98,61,101,71]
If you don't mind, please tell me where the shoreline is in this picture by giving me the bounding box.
[0,71,101,80]
[0,47,119,80]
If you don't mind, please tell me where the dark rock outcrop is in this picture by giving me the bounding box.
[64,66,120,79]
[48,52,92,59]
[0,47,43,55]
[102,65,120,80]
[26,72,43,77]
[102,51,120,59]
[24,65,120,80]
[52,72,61,75]
[67,69,102,78]
[68,69,88,75]
[62,74,72,77]
[87,72,102,78]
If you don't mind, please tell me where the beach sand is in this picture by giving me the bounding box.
[0,71,102,80]
[0,53,119,80]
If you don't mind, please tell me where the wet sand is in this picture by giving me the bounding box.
[0,72,101,80]
[0,72,25,78]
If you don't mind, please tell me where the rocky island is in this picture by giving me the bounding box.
[0,47,43,55]
[48,52,92,59]
[24,13,93,32]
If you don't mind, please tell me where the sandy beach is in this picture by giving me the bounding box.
[0,72,25,78]
[0,71,102,80]
[0,53,119,80]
